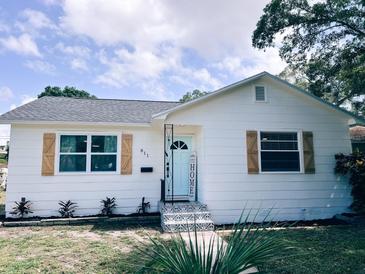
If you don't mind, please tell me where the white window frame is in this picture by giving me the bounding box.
[254,85,268,103]
[55,132,120,175]
[258,130,304,174]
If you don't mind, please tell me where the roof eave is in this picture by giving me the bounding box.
[0,120,152,127]
[266,73,365,125]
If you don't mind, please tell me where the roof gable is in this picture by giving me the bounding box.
[153,71,365,125]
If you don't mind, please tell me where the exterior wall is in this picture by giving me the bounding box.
[166,76,353,224]
[6,124,164,217]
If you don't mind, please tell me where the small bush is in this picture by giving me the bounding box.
[58,200,78,217]
[335,151,365,213]
[101,197,116,216]
[10,198,33,218]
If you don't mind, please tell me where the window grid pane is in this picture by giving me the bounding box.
[261,151,300,172]
[260,132,300,172]
[59,155,87,172]
[91,155,117,172]
[60,135,87,153]
[91,136,117,153]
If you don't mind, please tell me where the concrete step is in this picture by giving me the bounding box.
[160,201,214,232]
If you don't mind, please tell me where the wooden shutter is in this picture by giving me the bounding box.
[246,131,259,174]
[42,133,56,176]
[121,134,133,175]
[303,131,315,174]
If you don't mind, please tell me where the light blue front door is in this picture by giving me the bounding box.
[171,136,192,198]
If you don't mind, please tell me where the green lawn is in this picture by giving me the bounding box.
[0,223,364,273]
[243,225,365,274]
[0,223,163,273]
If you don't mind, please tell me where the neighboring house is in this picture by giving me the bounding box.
[350,126,365,152]
[0,72,364,229]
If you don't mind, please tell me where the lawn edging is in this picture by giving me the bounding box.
[1,215,160,227]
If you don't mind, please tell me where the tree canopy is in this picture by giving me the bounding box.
[253,0,365,117]
[179,89,208,103]
[38,86,97,99]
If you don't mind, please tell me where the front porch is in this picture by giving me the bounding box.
[161,124,201,203]
[159,124,214,232]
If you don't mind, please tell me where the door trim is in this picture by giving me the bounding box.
[165,134,194,201]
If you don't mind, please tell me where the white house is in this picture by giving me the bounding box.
[0,72,363,231]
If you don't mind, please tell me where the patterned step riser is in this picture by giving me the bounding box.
[162,222,214,233]
[160,202,214,232]
[160,204,208,213]
[162,212,212,223]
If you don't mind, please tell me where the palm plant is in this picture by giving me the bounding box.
[10,198,33,218]
[101,197,116,216]
[139,210,287,274]
[58,200,78,218]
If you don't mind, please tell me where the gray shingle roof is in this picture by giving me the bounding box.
[0,96,181,124]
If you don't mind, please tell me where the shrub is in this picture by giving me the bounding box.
[139,211,287,273]
[335,151,365,213]
[101,197,116,216]
[58,200,78,217]
[10,197,33,218]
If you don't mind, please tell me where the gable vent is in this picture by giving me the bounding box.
[255,86,266,102]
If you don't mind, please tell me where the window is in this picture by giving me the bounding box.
[91,136,117,172]
[59,135,87,172]
[255,86,266,102]
[59,134,118,173]
[170,140,188,150]
[260,132,300,172]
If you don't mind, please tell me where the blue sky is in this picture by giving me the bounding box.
[0,0,286,138]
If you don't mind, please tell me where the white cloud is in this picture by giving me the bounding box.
[24,60,56,74]
[70,58,88,71]
[0,33,41,57]
[16,9,57,33]
[213,48,286,78]
[0,87,14,101]
[60,0,269,58]
[55,42,90,58]
[59,0,285,93]
[0,22,10,33]
[96,47,175,87]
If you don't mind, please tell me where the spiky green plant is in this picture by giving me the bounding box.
[58,200,78,218]
[10,198,33,218]
[139,210,287,274]
[101,197,116,216]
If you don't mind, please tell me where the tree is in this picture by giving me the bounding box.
[253,0,365,117]
[38,86,97,99]
[179,89,208,103]
[278,66,309,90]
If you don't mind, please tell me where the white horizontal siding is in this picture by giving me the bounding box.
[6,124,164,217]
[6,76,353,223]
[167,76,353,224]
